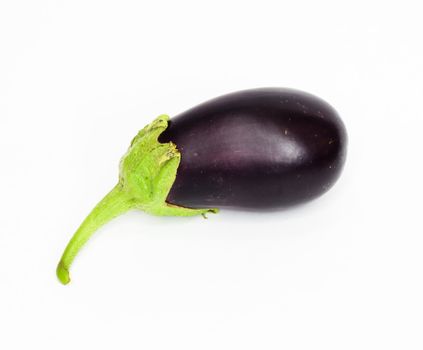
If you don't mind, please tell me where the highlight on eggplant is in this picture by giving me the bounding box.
[56,88,347,284]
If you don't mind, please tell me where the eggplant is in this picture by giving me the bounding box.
[56,88,347,284]
[160,88,347,209]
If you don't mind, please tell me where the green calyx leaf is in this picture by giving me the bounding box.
[56,115,218,285]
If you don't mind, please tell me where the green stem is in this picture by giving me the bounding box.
[56,115,218,285]
[56,184,133,285]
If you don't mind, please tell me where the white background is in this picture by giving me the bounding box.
[1,1,422,349]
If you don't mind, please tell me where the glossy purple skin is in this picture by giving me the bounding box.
[159,88,347,210]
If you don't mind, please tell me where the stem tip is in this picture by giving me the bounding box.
[56,261,71,285]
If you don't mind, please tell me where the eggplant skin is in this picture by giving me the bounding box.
[159,88,347,210]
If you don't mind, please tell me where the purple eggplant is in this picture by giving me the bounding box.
[56,88,347,284]
[160,88,347,209]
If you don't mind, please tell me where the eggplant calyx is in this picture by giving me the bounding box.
[56,115,217,285]
[120,115,218,216]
